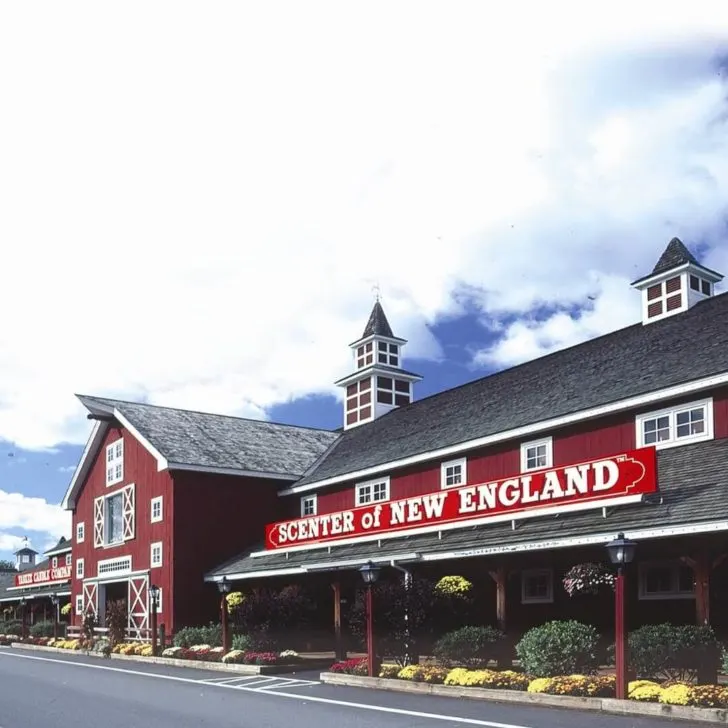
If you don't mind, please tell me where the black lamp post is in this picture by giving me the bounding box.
[50,593,59,640]
[149,585,160,656]
[606,532,637,700]
[217,576,231,654]
[359,561,381,677]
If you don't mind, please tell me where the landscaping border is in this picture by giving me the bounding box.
[319,672,728,725]
[9,643,327,675]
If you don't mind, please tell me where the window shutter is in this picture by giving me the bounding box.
[93,497,104,548]
[122,483,135,540]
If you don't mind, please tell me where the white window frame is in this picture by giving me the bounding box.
[21,554,30,564]
[638,561,695,601]
[106,438,124,487]
[65,553,72,567]
[76,558,85,579]
[52,557,58,568]
[636,398,714,451]
[521,568,554,604]
[520,437,553,472]
[355,477,390,507]
[151,496,163,524]
[76,521,85,543]
[150,541,163,568]
[75,595,84,616]
[300,494,317,517]
[440,458,467,489]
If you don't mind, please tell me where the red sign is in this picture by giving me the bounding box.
[14,564,72,587]
[265,447,658,550]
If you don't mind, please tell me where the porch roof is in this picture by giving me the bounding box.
[205,438,728,581]
[0,559,72,603]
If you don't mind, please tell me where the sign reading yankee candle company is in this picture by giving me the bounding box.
[264,447,658,550]
[14,564,72,588]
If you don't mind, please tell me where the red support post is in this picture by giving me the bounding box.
[221,595,230,654]
[366,584,375,678]
[615,566,627,700]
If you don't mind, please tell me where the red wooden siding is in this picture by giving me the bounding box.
[171,471,282,630]
[286,386,728,518]
[70,424,174,629]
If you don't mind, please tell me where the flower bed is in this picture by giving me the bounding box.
[329,659,728,709]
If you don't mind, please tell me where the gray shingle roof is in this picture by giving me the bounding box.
[78,395,340,478]
[362,301,395,339]
[631,237,723,285]
[208,438,728,579]
[296,290,728,487]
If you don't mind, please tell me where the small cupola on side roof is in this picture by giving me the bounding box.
[14,537,38,572]
[631,237,723,325]
[335,299,423,430]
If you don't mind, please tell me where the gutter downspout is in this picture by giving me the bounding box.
[391,561,414,666]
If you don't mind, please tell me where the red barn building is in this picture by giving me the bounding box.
[204,238,728,646]
[60,398,337,638]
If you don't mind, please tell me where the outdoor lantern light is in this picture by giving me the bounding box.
[217,576,231,594]
[605,532,637,701]
[359,560,381,585]
[149,584,160,602]
[606,532,637,566]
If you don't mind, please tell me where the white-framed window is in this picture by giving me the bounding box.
[521,569,553,604]
[65,553,72,567]
[76,521,85,543]
[520,437,553,472]
[301,495,317,517]
[636,398,713,450]
[639,561,695,600]
[21,554,30,564]
[151,496,163,523]
[75,595,84,615]
[105,491,125,545]
[76,558,84,579]
[52,557,58,568]
[355,477,390,506]
[150,542,163,568]
[689,273,713,297]
[151,587,162,613]
[441,458,467,489]
[106,438,124,486]
[377,340,399,367]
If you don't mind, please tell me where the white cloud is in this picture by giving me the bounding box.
[0,533,26,554]
[0,491,70,541]
[0,2,727,448]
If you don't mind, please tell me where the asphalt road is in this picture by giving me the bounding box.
[0,646,705,728]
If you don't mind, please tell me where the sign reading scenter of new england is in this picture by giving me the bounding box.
[264,447,658,550]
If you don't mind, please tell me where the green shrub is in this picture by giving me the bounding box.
[515,620,600,677]
[629,624,721,682]
[231,633,250,651]
[433,626,505,668]
[3,620,22,636]
[173,623,222,648]
[29,621,55,638]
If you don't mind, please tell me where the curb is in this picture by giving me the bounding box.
[319,673,728,725]
[8,644,320,675]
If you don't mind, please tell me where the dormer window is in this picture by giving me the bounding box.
[301,494,317,517]
[377,341,399,366]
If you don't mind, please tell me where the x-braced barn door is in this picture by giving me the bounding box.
[128,576,149,640]
[82,582,98,619]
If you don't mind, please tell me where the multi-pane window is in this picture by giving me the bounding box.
[520,438,553,472]
[150,542,163,568]
[106,439,124,486]
[76,558,84,579]
[689,274,712,297]
[639,562,695,600]
[106,492,124,545]
[151,496,163,523]
[75,595,84,615]
[52,557,58,568]
[356,342,374,369]
[355,478,390,506]
[76,522,85,543]
[521,569,553,604]
[376,376,410,407]
[636,399,713,449]
[65,553,72,567]
[441,458,466,488]
[301,495,317,517]
[377,341,399,366]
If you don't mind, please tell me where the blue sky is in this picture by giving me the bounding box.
[1,3,728,562]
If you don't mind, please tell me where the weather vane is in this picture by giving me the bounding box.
[372,280,381,302]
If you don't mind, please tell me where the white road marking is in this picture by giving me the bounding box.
[0,650,532,728]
